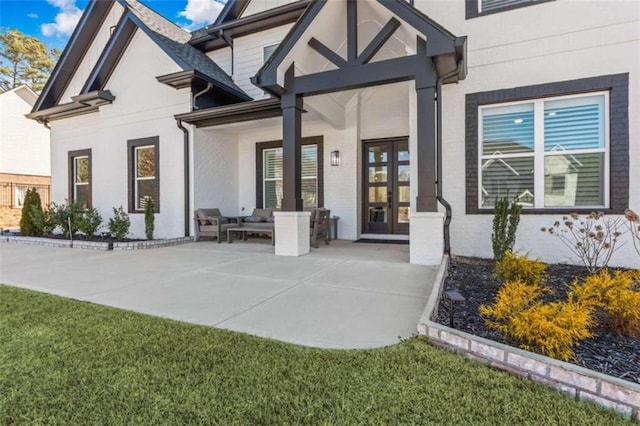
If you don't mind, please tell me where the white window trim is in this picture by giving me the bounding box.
[478,91,610,210]
[262,146,319,209]
[134,145,156,211]
[73,155,89,203]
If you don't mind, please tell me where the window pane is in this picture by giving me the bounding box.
[263,44,278,63]
[481,0,532,13]
[482,103,534,155]
[398,165,410,182]
[75,157,89,183]
[302,178,317,208]
[544,95,605,151]
[398,142,409,161]
[369,166,387,183]
[264,149,283,179]
[136,179,155,210]
[368,146,388,163]
[481,156,534,208]
[75,184,90,209]
[369,187,387,203]
[544,153,604,207]
[301,145,317,178]
[264,179,282,209]
[136,147,155,178]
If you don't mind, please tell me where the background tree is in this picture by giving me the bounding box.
[0,29,58,92]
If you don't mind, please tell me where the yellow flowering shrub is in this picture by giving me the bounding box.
[570,269,640,337]
[495,251,547,286]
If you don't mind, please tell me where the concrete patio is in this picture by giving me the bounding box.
[0,240,439,349]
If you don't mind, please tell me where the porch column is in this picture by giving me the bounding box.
[275,64,310,256]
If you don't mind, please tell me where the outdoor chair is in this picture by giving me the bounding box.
[310,208,331,248]
[194,208,235,243]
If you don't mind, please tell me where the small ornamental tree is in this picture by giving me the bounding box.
[19,188,43,236]
[144,197,154,240]
[492,196,522,261]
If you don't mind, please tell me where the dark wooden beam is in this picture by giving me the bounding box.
[290,55,418,97]
[357,18,401,65]
[281,65,303,211]
[308,37,347,68]
[347,0,358,62]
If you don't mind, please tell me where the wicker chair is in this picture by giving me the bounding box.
[194,208,235,243]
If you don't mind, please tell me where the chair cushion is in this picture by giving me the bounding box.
[251,208,273,219]
[266,216,275,223]
[244,215,265,223]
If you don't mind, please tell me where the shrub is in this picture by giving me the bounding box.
[19,188,43,236]
[77,208,102,237]
[144,197,154,240]
[491,196,522,261]
[541,212,623,273]
[495,251,547,286]
[108,206,130,241]
[29,204,55,236]
[480,280,593,361]
[570,269,640,337]
[625,209,640,261]
[50,201,82,238]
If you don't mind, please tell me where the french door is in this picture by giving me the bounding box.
[362,138,410,235]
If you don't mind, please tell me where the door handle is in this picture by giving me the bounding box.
[388,192,393,209]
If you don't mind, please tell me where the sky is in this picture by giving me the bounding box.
[0,0,227,51]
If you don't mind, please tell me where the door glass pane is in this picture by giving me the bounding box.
[398,186,410,203]
[368,146,388,163]
[397,142,409,161]
[368,206,387,223]
[136,147,155,178]
[398,207,409,223]
[369,166,387,183]
[482,103,534,155]
[481,156,534,208]
[398,165,410,182]
[369,187,387,203]
[544,153,604,207]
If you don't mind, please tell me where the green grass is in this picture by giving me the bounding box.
[0,285,632,425]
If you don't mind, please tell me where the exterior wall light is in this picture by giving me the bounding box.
[331,150,341,166]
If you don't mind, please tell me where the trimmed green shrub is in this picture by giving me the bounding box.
[29,205,54,236]
[144,197,154,240]
[108,206,130,241]
[19,188,43,236]
[77,208,102,237]
[492,196,522,261]
[50,201,82,239]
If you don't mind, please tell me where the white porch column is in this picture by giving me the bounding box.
[274,211,312,256]
[409,212,444,265]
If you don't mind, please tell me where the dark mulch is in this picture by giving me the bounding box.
[436,256,640,384]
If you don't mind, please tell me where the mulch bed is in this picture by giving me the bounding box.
[3,231,144,243]
[436,256,640,385]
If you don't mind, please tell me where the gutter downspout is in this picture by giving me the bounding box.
[37,118,51,129]
[176,119,190,237]
[192,83,213,110]
[435,60,463,256]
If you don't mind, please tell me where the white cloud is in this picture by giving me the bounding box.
[27,13,39,19]
[178,0,225,28]
[41,0,83,38]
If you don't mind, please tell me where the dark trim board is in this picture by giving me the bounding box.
[68,149,92,208]
[465,73,629,215]
[127,136,160,214]
[465,0,555,19]
[255,136,324,209]
[353,239,409,245]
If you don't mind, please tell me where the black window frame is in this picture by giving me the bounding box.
[255,136,324,209]
[465,73,629,215]
[127,136,160,214]
[68,148,92,208]
[465,0,555,19]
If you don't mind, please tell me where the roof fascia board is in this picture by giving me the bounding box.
[175,98,282,127]
[26,90,115,121]
[213,0,251,25]
[33,0,115,112]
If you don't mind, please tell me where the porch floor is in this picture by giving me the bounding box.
[0,240,439,349]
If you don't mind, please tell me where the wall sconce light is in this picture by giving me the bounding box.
[331,150,341,166]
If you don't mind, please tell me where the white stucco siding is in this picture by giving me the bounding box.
[411,0,640,267]
[49,30,191,239]
[59,2,125,103]
[193,128,239,217]
[233,25,294,100]
[241,0,298,17]
[0,88,50,176]
[206,47,233,76]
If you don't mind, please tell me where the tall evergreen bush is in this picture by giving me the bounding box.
[19,188,43,236]
[492,196,522,261]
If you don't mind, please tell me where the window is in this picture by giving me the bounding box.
[479,93,607,209]
[127,137,159,213]
[466,73,629,214]
[68,149,91,208]
[256,137,324,209]
[466,0,553,18]
[263,43,278,64]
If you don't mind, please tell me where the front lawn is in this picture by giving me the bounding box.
[0,285,631,424]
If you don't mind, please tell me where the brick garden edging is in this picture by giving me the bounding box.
[1,235,193,250]
[417,256,640,421]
